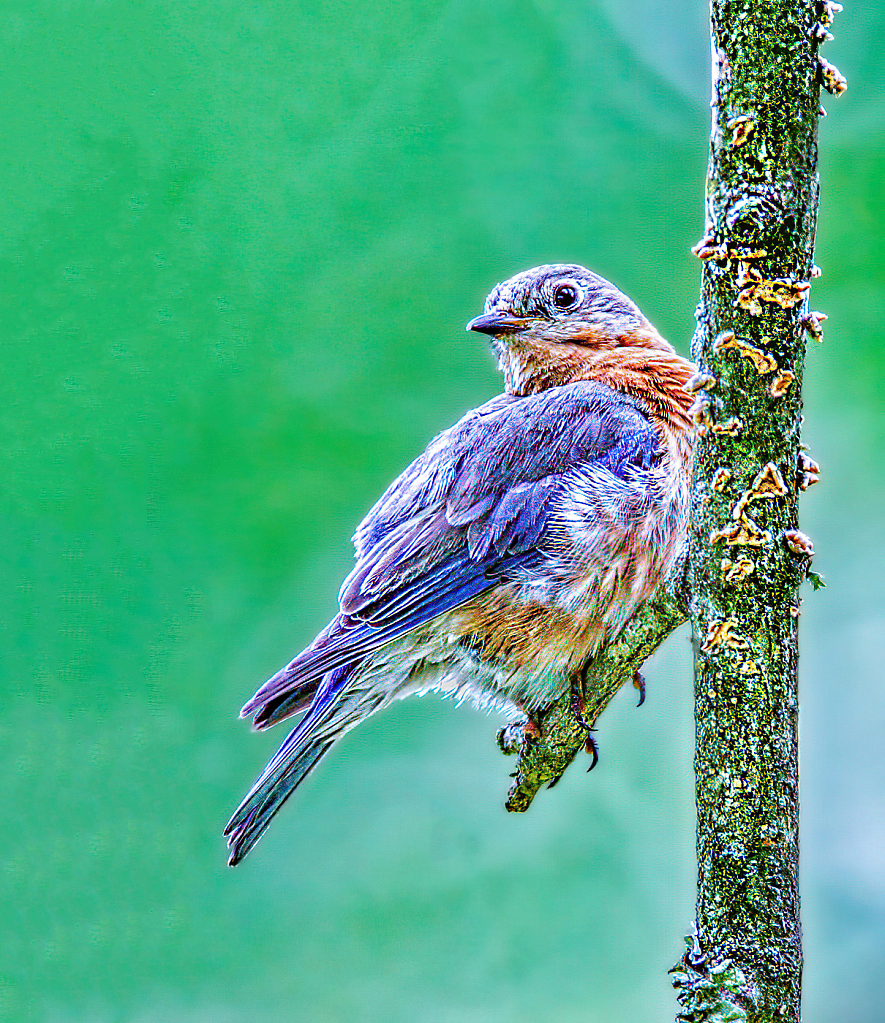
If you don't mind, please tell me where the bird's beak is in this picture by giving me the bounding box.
[465,313,528,336]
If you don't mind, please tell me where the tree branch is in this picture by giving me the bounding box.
[671,3,841,1021]
[500,560,688,812]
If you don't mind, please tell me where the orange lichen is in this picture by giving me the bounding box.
[731,462,788,520]
[691,235,767,264]
[689,395,712,433]
[691,232,719,260]
[713,330,778,374]
[711,467,732,492]
[728,115,756,147]
[701,619,751,654]
[711,416,743,436]
[711,515,771,547]
[722,556,756,583]
[784,529,814,556]
[819,57,848,95]
[711,463,788,550]
[769,370,794,397]
[801,310,827,342]
[749,462,789,499]
[734,263,811,316]
[684,371,717,394]
[798,451,820,490]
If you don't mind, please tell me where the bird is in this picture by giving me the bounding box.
[224,263,695,865]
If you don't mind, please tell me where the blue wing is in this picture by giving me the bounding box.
[241,380,660,729]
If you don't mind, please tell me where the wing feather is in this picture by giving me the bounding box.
[243,380,660,728]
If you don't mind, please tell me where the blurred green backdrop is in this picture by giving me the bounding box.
[2,1,883,1020]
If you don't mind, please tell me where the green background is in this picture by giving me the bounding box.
[3,1,883,1019]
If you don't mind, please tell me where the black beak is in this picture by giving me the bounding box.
[465,313,528,336]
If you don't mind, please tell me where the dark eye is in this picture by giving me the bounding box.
[553,283,579,309]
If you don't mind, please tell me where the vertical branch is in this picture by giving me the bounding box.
[672,2,842,1022]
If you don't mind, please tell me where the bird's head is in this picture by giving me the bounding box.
[467,264,676,395]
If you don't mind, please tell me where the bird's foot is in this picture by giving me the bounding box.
[497,713,541,755]
[570,674,599,771]
[497,722,521,755]
[633,670,646,707]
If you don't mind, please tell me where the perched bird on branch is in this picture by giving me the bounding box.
[225,264,695,865]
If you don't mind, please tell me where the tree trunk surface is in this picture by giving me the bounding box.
[672,2,841,1021]
[499,3,843,1019]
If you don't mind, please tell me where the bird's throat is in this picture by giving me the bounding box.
[500,331,696,436]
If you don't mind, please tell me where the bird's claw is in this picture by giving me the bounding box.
[633,670,646,707]
[570,674,599,770]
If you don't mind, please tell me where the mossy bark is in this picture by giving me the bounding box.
[500,3,838,1019]
[671,3,839,1021]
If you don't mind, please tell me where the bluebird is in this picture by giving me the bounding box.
[225,264,695,864]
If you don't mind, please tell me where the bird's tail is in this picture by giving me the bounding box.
[224,664,357,865]
[239,614,385,731]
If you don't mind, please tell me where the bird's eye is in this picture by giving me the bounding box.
[553,283,580,309]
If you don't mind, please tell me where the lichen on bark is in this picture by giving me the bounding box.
[673,2,840,1021]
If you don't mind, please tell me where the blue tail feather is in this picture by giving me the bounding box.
[224,667,353,864]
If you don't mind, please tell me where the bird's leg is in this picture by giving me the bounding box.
[633,670,646,707]
[497,704,541,756]
[569,672,599,771]
[512,697,542,739]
